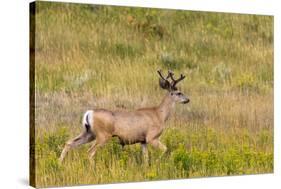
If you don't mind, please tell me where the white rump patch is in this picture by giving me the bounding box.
[82,110,94,128]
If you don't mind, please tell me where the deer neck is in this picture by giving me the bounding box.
[157,93,175,123]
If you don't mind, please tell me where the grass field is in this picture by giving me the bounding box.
[32,1,273,187]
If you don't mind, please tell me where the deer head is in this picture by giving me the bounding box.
[157,69,190,104]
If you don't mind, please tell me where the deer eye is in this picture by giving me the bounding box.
[176,92,182,95]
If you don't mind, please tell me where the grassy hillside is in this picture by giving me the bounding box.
[33,1,273,187]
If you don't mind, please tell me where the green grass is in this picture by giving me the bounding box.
[33,1,273,187]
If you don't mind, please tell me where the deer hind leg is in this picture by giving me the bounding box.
[59,132,95,163]
[88,136,110,161]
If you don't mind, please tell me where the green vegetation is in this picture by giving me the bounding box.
[33,1,273,187]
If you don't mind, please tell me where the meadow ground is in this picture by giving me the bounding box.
[32,2,273,187]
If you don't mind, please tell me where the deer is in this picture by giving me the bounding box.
[59,69,190,163]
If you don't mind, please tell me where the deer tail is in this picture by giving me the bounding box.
[82,110,94,134]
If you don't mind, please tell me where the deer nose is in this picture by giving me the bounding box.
[183,99,190,104]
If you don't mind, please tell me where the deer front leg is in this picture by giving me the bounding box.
[141,143,149,163]
[149,139,167,155]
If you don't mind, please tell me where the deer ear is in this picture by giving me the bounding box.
[159,78,170,90]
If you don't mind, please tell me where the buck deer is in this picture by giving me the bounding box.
[59,70,189,163]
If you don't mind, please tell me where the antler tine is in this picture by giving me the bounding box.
[169,70,176,82]
[167,70,174,79]
[157,69,171,80]
[171,73,186,89]
[157,69,166,80]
